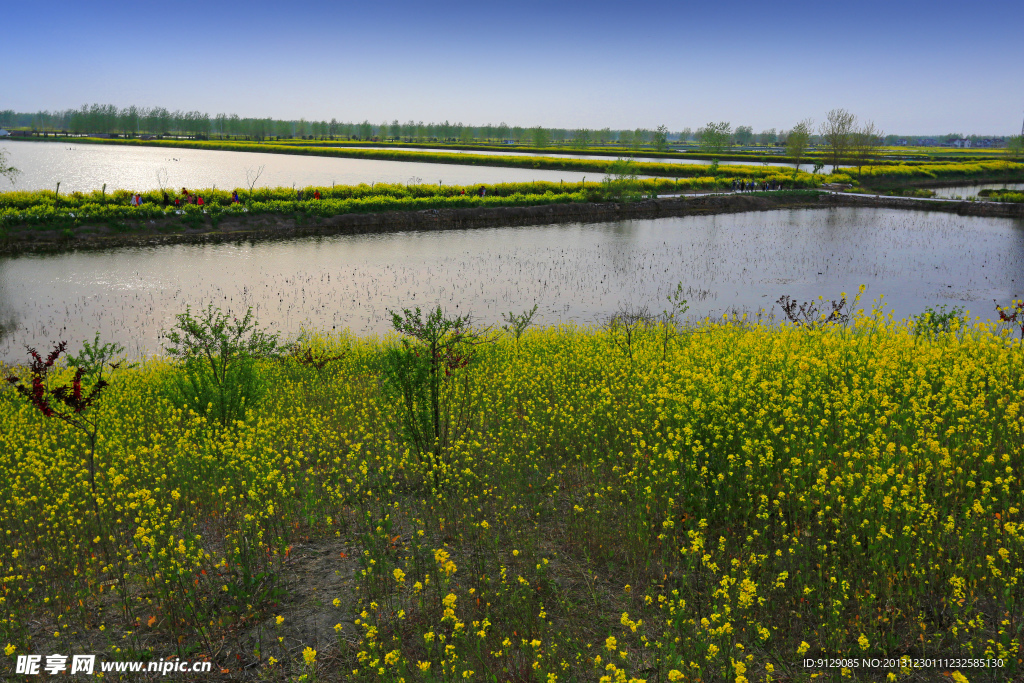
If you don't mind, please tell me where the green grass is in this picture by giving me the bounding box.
[0,181,822,233]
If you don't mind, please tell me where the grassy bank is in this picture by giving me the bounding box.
[849,161,1024,190]
[268,140,837,165]
[2,300,1022,681]
[0,180,819,232]
[979,189,1024,203]
[274,141,1018,165]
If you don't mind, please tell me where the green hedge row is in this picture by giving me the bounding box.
[1,175,822,221]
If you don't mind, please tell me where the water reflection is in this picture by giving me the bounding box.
[0,207,1020,363]
[931,183,1024,198]
[1,140,836,196]
[2,140,598,194]
[0,262,20,345]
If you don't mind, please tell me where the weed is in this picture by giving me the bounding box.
[67,332,133,382]
[912,304,965,339]
[658,282,690,362]
[995,298,1024,340]
[501,304,539,345]
[777,293,851,329]
[603,158,642,202]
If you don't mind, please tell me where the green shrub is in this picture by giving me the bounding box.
[67,332,133,382]
[381,306,492,485]
[162,305,283,429]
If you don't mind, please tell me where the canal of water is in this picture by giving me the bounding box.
[1,206,1019,363]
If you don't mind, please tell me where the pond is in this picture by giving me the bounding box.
[0,139,604,194]
[931,182,1024,198]
[0,207,1020,363]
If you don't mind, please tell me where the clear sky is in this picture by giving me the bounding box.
[4,0,1022,134]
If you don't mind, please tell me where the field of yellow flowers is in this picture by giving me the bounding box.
[1,299,1022,682]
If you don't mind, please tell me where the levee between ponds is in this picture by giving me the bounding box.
[2,192,1022,255]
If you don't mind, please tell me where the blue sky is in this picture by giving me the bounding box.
[4,0,1022,134]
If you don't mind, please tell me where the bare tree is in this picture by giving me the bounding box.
[607,303,655,366]
[245,165,266,202]
[819,108,857,169]
[0,147,20,185]
[155,167,169,191]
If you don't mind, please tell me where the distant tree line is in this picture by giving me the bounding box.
[0,106,787,151]
[0,106,685,148]
[0,106,1015,156]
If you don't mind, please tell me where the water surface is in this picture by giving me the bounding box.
[0,140,601,194]
[0,139,832,196]
[931,182,1024,198]
[0,207,1020,363]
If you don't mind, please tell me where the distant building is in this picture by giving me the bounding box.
[967,137,1004,148]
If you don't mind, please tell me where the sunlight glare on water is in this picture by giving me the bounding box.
[1,139,600,193]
